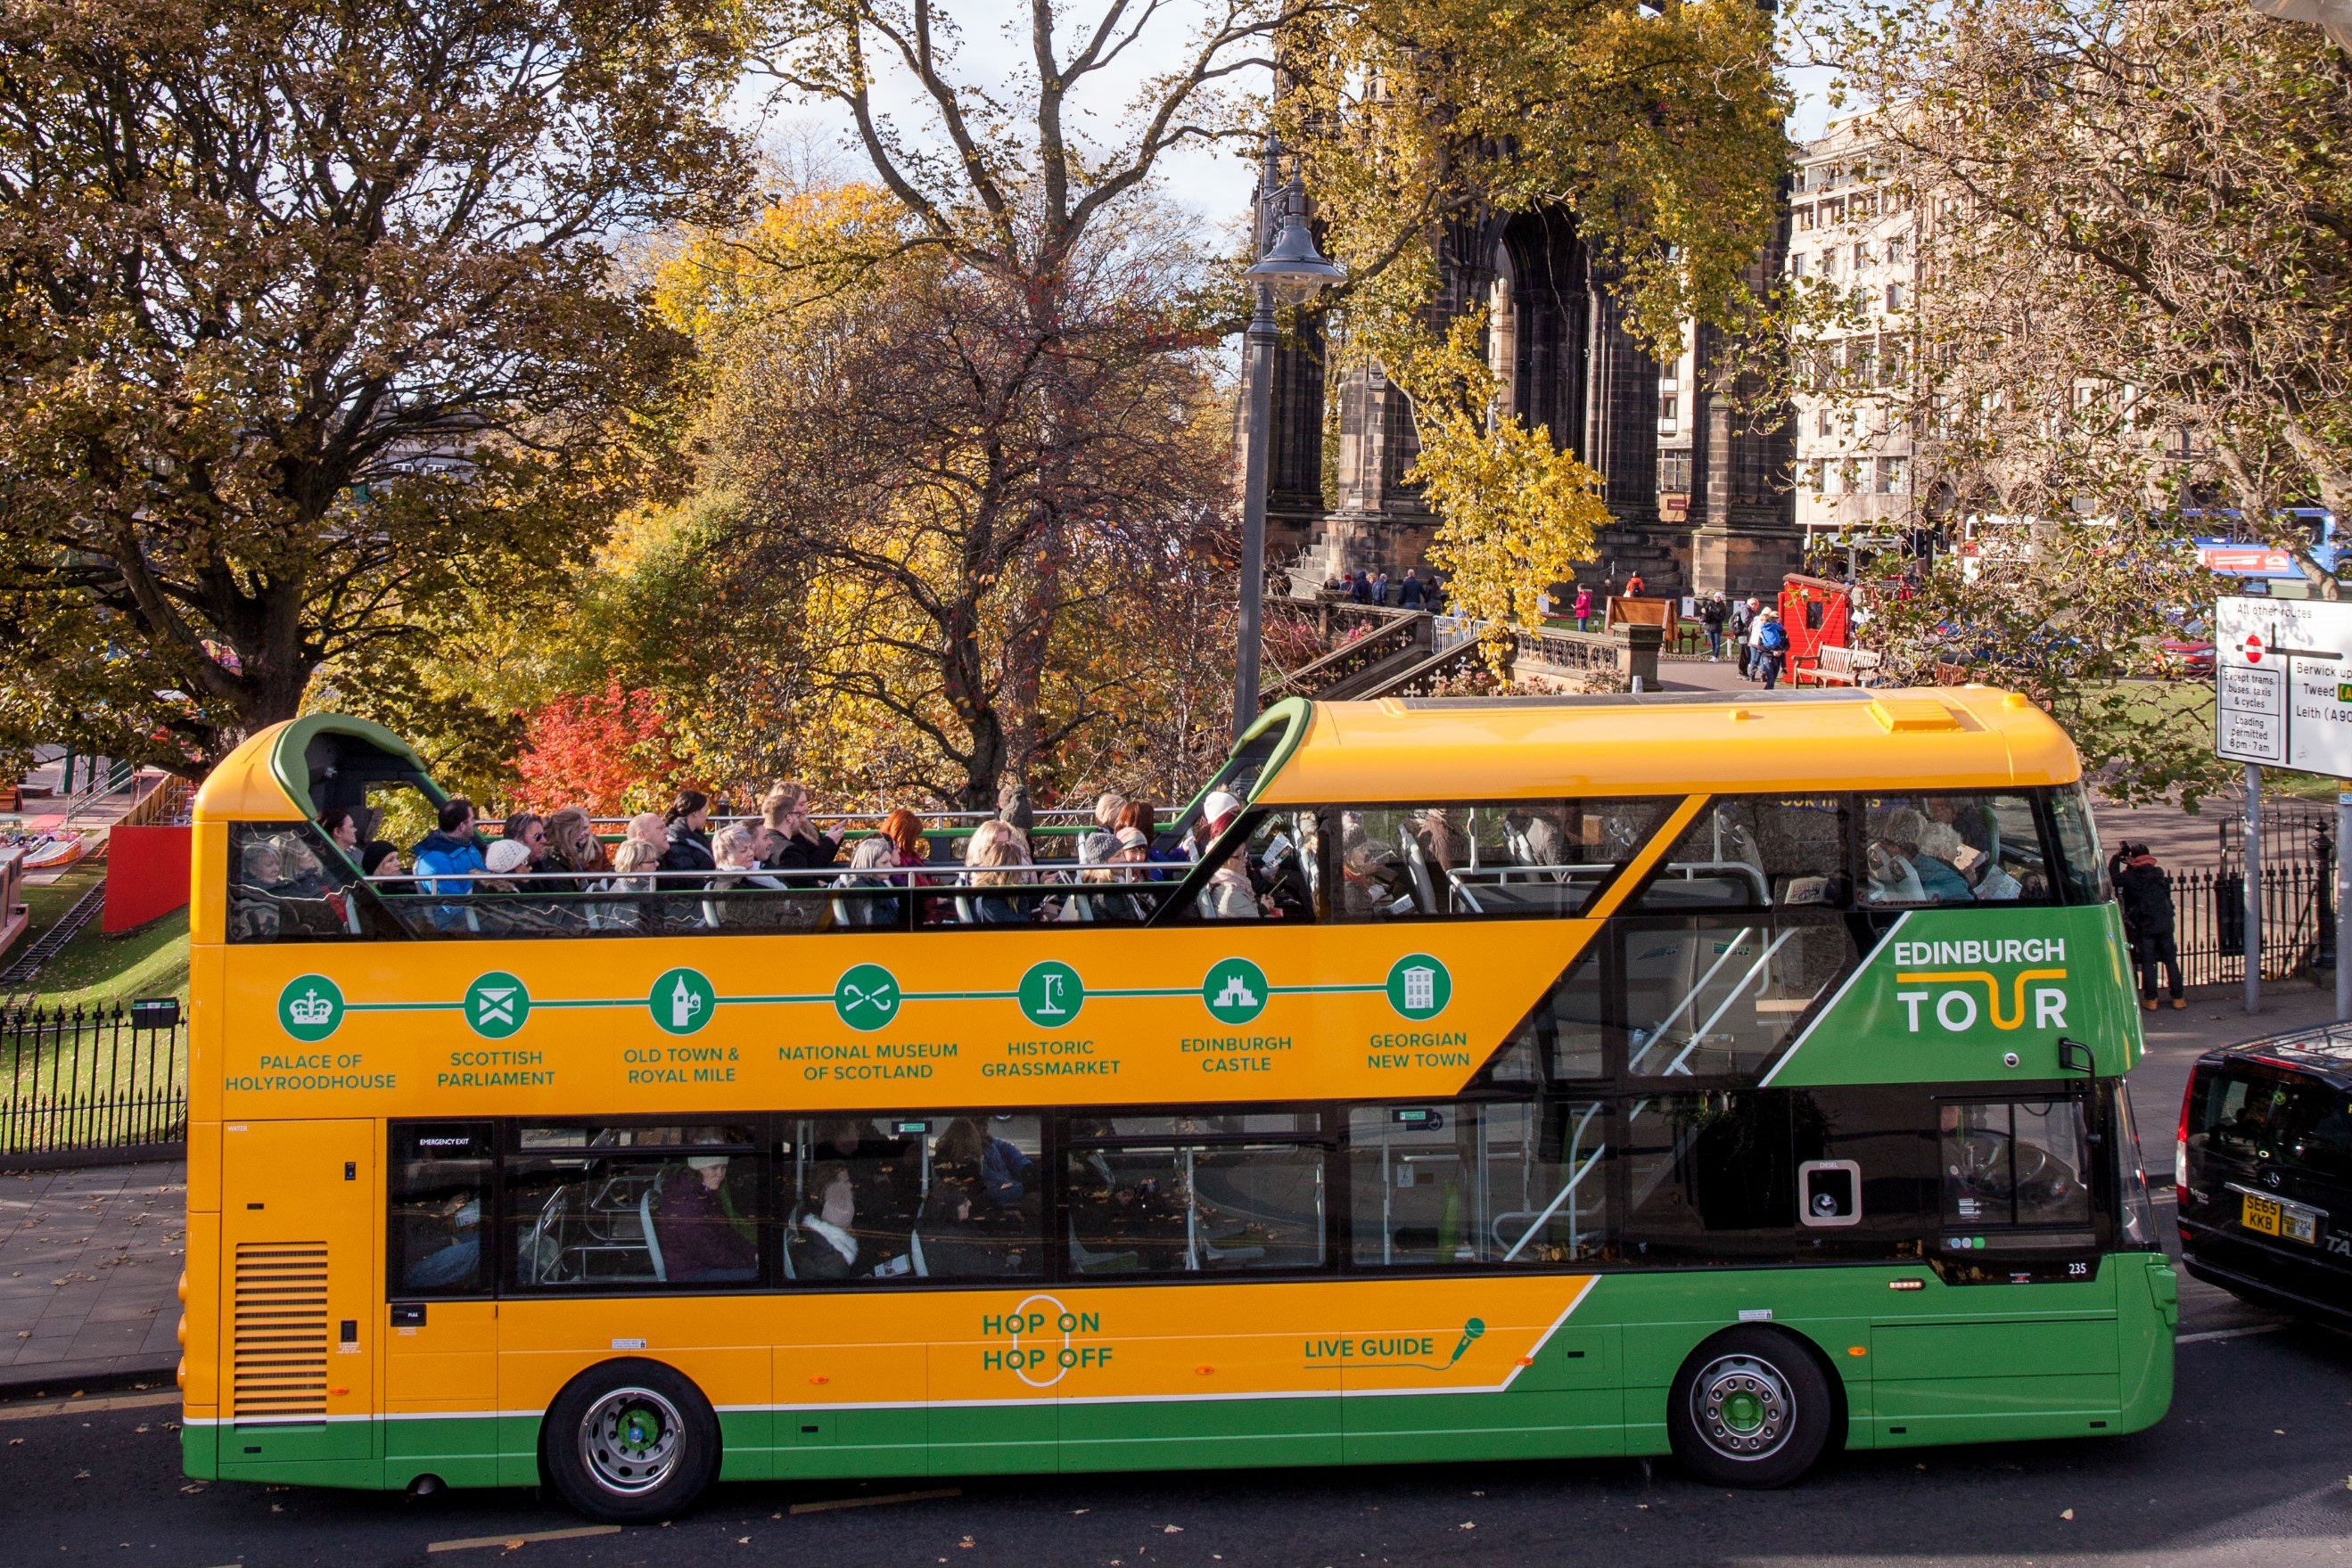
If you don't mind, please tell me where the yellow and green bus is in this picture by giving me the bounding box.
[177,689,2175,1521]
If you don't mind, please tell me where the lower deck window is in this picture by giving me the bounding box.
[506,1124,761,1289]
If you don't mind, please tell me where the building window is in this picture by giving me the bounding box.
[1793,206,1813,232]
[1789,250,1807,277]
[1878,457,1910,496]
[1853,242,1872,269]
[1659,393,1678,426]
[1887,234,1907,266]
[1816,407,1835,438]
[1820,249,1838,278]
[1659,451,1693,492]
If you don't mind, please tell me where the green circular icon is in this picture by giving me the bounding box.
[834,963,901,1031]
[1018,961,1085,1029]
[1202,956,1270,1026]
[650,967,717,1035]
[1386,953,1453,1021]
[278,974,344,1041]
[464,972,530,1039]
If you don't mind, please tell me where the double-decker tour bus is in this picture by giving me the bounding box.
[177,689,2174,1521]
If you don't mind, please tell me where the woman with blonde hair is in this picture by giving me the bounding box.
[964,819,1029,924]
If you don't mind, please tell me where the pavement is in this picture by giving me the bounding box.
[0,1162,184,1395]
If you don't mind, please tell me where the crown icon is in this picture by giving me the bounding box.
[288,989,333,1026]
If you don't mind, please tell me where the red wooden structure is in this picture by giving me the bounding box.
[1777,574,1856,685]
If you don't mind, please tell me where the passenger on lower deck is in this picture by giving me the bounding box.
[653,1156,756,1282]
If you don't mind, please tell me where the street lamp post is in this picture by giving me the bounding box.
[1232,182,1345,738]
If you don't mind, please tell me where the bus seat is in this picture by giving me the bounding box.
[637,1190,666,1283]
[909,1229,928,1278]
[954,893,978,925]
[1400,830,1440,913]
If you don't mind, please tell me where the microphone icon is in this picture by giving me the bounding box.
[1447,1318,1486,1367]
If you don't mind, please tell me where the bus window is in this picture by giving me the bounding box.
[2046,783,2109,904]
[1636,797,1849,911]
[1620,1093,1797,1259]
[1064,1122,1325,1276]
[1621,917,1858,1080]
[389,1122,494,1296]
[506,1124,761,1289]
[1939,1100,2093,1233]
[228,822,368,941]
[1861,793,2050,905]
[1177,809,1320,923]
[778,1115,1040,1283]
[1349,1099,1610,1268]
[1482,948,1608,1083]
[1331,799,1666,921]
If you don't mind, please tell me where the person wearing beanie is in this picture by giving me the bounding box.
[653,1154,756,1281]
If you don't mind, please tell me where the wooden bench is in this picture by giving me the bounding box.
[1795,644,1880,686]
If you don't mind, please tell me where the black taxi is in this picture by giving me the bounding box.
[2177,1026,2352,1325]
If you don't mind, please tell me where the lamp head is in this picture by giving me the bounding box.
[1245,212,1346,305]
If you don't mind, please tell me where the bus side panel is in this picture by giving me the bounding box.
[774,1339,926,1480]
[1868,1269,2122,1446]
[384,1301,501,1490]
[1344,1325,1623,1465]
[217,1120,382,1481]
[927,1342,1055,1476]
[1057,1328,1342,1473]
[2115,1253,2178,1434]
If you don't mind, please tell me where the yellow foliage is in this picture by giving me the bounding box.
[1390,313,1611,679]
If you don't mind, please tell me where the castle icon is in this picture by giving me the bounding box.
[287,989,333,1027]
[1213,973,1259,1010]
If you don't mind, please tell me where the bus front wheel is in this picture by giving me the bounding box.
[541,1359,721,1523]
[1665,1328,1836,1488]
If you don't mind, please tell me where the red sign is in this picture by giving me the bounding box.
[2200,546,2295,573]
[2243,632,2266,664]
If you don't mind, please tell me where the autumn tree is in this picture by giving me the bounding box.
[649,189,1235,809]
[0,0,752,775]
[1830,0,2352,588]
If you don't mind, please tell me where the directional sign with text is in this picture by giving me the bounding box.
[2215,596,2352,776]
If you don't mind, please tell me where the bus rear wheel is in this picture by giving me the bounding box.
[1666,1328,1836,1488]
[542,1359,721,1523]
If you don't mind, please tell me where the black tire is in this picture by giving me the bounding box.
[539,1359,721,1523]
[1665,1327,1837,1488]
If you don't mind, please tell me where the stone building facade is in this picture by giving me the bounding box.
[1269,193,1801,599]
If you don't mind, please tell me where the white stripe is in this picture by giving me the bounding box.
[2175,1323,2289,1345]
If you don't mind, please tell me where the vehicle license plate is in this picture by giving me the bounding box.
[2241,1192,2321,1245]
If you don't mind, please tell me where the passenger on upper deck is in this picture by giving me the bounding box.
[964,820,1031,924]
[358,841,401,879]
[502,812,549,869]
[544,808,611,881]
[660,792,716,883]
[759,780,845,874]
[317,808,360,859]
[412,798,486,897]
[1078,792,1128,865]
[1196,790,1259,919]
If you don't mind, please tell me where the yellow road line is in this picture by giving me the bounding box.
[791,1487,962,1515]
[0,1389,179,1423]
[427,1526,622,1553]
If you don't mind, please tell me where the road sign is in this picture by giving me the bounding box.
[2215,596,2352,776]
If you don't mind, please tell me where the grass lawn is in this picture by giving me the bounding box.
[7,858,190,1011]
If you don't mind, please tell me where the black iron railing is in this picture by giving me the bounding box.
[0,1003,186,1161]
[2161,861,2331,987]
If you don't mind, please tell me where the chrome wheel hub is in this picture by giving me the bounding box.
[1690,1354,1793,1461]
[579,1386,685,1496]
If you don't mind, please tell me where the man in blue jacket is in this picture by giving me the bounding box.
[412,797,486,896]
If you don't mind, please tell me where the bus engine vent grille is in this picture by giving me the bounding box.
[231,1242,330,1420]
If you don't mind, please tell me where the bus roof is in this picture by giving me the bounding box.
[1255,687,2080,803]
[194,714,437,823]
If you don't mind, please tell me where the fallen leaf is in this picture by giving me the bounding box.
[177,1484,203,1495]
[2060,1509,2075,1521]
[1460,1523,1476,1530]
[736,1538,750,1546]
[959,1539,975,1550]
[1164,1525,1182,1534]
[73,1471,88,1481]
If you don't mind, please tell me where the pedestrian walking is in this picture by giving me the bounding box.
[1755,608,1789,689]
[1400,568,1426,611]
[1371,570,1390,606]
[1352,571,1372,604]
[2116,843,2185,1010]
[1731,596,1763,677]
[1700,592,1729,661]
